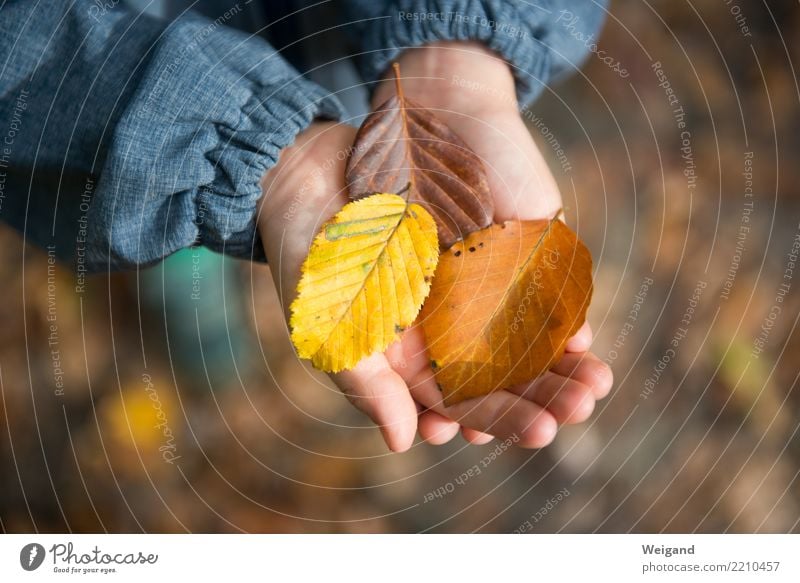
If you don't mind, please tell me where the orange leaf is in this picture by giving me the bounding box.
[420,218,593,406]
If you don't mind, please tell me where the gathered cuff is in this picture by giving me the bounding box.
[197,78,344,262]
[356,0,555,107]
[85,13,345,272]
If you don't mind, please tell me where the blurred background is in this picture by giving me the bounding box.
[2,0,799,533]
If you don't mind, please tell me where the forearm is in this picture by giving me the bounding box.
[0,0,343,272]
[0,1,167,264]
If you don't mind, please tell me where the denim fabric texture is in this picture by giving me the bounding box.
[0,0,606,271]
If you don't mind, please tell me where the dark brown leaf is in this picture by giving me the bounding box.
[345,63,494,249]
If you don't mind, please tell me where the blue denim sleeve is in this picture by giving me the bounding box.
[0,0,344,271]
[342,0,608,106]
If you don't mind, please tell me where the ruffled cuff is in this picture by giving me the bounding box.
[85,14,345,272]
[197,79,344,262]
[353,0,607,107]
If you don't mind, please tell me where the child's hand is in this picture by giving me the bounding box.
[258,44,612,452]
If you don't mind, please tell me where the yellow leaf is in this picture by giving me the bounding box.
[290,193,439,372]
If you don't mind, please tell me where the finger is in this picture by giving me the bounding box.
[386,325,431,385]
[387,330,467,447]
[407,369,558,449]
[334,353,418,452]
[418,410,460,445]
[565,322,593,352]
[507,373,596,425]
[461,427,494,445]
[550,351,613,399]
[385,340,412,378]
[444,392,557,449]
[400,326,559,448]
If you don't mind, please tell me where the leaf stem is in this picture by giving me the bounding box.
[392,62,404,102]
[396,182,412,199]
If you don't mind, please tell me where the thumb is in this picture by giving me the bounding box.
[333,353,418,452]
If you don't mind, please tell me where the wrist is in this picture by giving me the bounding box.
[257,121,356,237]
[371,41,518,116]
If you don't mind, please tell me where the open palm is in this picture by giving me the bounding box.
[259,45,612,452]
